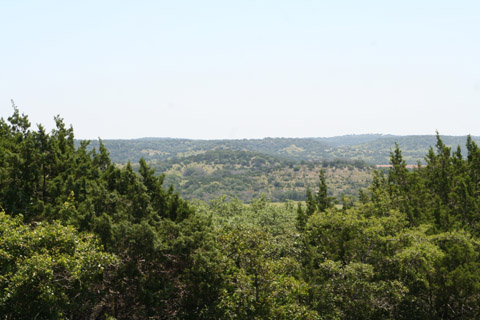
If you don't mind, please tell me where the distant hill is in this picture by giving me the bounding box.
[323,135,480,164]
[87,138,331,163]
[81,134,480,202]
[314,134,396,147]
[85,134,480,165]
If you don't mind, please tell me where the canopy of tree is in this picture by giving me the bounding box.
[1,107,480,319]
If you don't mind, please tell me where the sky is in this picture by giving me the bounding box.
[1,0,479,139]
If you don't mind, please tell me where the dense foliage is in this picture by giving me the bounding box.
[0,107,211,319]
[2,107,480,319]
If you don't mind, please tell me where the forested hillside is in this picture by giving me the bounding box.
[2,108,480,319]
[323,135,480,164]
[137,149,372,202]
[88,134,480,165]
[87,135,480,203]
[88,137,331,163]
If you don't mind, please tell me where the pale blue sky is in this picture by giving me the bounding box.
[1,0,479,139]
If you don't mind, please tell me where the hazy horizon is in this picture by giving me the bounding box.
[69,133,479,141]
[3,104,480,141]
[2,1,479,139]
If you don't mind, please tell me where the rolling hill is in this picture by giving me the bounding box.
[128,149,373,202]
[87,134,480,165]
[83,134,480,202]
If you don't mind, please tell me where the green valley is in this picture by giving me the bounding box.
[136,149,372,202]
